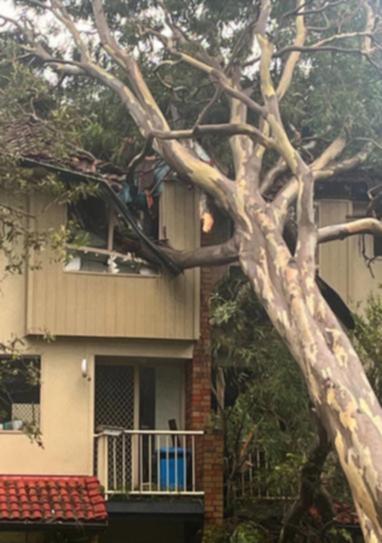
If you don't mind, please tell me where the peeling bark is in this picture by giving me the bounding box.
[239,220,382,542]
[4,1,382,540]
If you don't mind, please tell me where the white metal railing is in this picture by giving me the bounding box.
[94,428,204,497]
[234,450,298,500]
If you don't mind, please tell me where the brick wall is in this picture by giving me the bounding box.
[202,430,224,524]
[186,266,213,431]
[186,220,228,525]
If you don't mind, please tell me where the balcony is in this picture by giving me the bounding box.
[95,429,204,498]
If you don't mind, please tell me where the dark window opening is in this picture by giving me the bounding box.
[0,357,40,431]
[69,196,109,249]
[66,158,173,275]
[66,193,159,275]
[374,236,382,258]
[139,367,156,430]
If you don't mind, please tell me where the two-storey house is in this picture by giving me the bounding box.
[0,156,224,543]
[1,150,381,543]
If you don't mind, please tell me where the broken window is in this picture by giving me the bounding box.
[64,157,169,276]
[0,357,40,431]
[65,196,159,275]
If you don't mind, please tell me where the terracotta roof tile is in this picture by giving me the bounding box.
[0,476,107,525]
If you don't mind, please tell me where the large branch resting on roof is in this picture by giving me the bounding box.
[148,216,382,270]
[151,238,239,269]
[20,156,236,272]
[20,157,181,274]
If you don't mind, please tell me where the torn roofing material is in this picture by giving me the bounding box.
[20,157,181,275]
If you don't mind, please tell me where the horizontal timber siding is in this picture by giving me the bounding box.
[318,199,382,309]
[318,199,351,305]
[26,180,200,340]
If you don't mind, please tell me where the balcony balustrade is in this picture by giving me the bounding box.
[95,429,204,498]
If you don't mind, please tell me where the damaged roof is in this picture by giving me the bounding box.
[0,115,181,274]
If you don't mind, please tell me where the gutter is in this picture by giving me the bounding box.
[0,520,107,532]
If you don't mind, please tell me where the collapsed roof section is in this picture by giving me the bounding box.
[0,114,183,274]
[21,157,182,275]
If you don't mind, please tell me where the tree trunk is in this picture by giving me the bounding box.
[239,233,382,542]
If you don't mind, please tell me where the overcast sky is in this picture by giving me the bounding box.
[1,1,16,16]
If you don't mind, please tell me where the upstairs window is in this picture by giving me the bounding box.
[69,196,109,251]
[374,237,382,258]
[65,193,159,276]
[0,357,40,431]
[65,158,168,276]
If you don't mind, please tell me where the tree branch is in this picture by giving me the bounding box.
[275,7,378,61]
[276,44,369,57]
[139,28,267,119]
[48,0,90,60]
[0,13,85,76]
[257,2,317,272]
[313,145,371,180]
[283,0,347,18]
[229,67,256,183]
[260,157,288,195]
[156,0,190,46]
[91,0,169,128]
[318,218,382,244]
[151,238,239,269]
[151,123,274,148]
[277,0,307,100]
[274,136,347,217]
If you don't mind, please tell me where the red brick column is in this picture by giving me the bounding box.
[186,254,225,525]
[203,429,224,524]
[186,266,213,431]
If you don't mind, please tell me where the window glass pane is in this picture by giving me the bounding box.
[0,358,40,430]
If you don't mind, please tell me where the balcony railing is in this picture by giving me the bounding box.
[95,428,204,497]
[232,450,298,500]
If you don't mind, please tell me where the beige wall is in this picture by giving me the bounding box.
[0,337,190,476]
[319,199,382,309]
[3,196,380,477]
[0,192,29,343]
[0,185,195,476]
[0,340,93,475]
[26,180,200,340]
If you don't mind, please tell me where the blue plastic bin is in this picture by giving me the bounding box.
[159,447,186,490]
